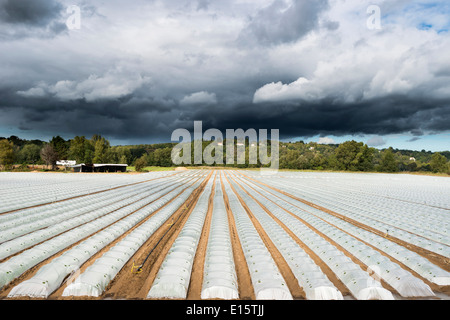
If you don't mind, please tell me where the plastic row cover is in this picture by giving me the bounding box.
[6,177,196,298]
[285,174,450,240]
[239,175,436,298]
[0,176,194,291]
[232,175,393,300]
[0,176,185,260]
[201,180,239,300]
[228,175,343,300]
[0,178,172,245]
[271,174,448,235]
[222,175,292,300]
[262,176,450,258]
[62,177,204,297]
[0,171,169,214]
[295,201,449,289]
[309,194,450,253]
[147,176,214,298]
[248,177,450,287]
[0,173,176,230]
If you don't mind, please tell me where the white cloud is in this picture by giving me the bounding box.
[318,137,335,145]
[253,77,316,103]
[367,136,386,147]
[180,91,217,106]
[17,69,151,102]
[17,85,47,98]
[253,1,450,104]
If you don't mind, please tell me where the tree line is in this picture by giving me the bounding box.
[0,135,449,174]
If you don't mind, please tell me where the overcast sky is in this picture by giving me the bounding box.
[0,0,449,151]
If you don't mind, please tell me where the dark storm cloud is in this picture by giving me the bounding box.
[0,0,67,39]
[1,82,450,143]
[0,0,449,146]
[0,0,62,26]
[184,96,450,141]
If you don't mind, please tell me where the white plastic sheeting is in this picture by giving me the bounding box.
[230,173,394,300]
[201,179,239,300]
[0,173,197,291]
[0,177,172,241]
[147,176,214,298]
[239,173,450,288]
[0,177,181,259]
[7,175,195,298]
[248,172,450,258]
[225,174,340,300]
[222,174,292,300]
[229,178,343,300]
[236,175,436,298]
[0,171,175,214]
[62,175,205,297]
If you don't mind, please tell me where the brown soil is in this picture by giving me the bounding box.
[185,173,216,299]
[220,174,256,300]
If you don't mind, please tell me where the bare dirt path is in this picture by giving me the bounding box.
[185,173,216,299]
[220,174,256,300]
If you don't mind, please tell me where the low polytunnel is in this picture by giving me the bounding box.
[222,174,292,300]
[200,180,239,300]
[0,177,182,260]
[225,174,341,300]
[5,175,199,297]
[260,175,450,259]
[237,174,445,297]
[229,174,394,300]
[63,177,204,297]
[147,177,214,299]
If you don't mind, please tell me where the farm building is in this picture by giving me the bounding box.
[70,164,128,173]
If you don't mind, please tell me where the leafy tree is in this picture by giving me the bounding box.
[119,155,128,165]
[134,155,148,172]
[18,144,41,165]
[69,136,88,163]
[92,135,111,163]
[0,139,15,170]
[50,136,69,160]
[430,152,448,173]
[84,142,94,163]
[153,148,173,167]
[333,140,374,171]
[379,148,399,172]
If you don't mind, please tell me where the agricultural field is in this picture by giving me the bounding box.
[0,170,449,300]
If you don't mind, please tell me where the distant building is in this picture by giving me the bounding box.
[57,160,76,166]
[409,157,416,162]
[71,164,128,173]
